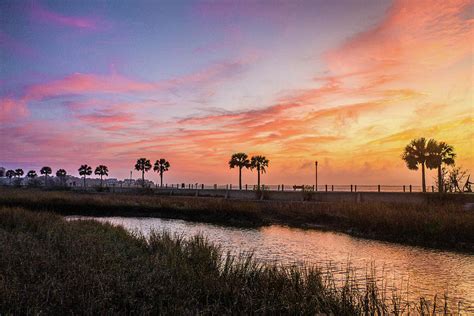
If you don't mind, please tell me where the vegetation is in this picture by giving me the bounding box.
[40,166,52,186]
[78,164,93,188]
[153,158,170,187]
[426,140,456,193]
[26,170,37,179]
[0,188,472,252]
[250,155,269,190]
[0,207,457,314]
[14,168,24,178]
[229,152,250,190]
[135,158,152,187]
[402,138,457,193]
[94,165,109,187]
[56,168,67,186]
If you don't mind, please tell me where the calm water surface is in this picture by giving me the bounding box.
[68,216,474,311]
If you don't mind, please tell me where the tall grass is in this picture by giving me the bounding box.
[0,187,473,251]
[0,207,456,314]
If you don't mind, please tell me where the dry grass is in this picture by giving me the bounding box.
[0,207,457,314]
[0,187,473,251]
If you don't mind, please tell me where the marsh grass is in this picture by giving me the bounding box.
[0,187,473,251]
[0,207,458,314]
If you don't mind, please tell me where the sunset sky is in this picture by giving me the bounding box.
[1,0,473,186]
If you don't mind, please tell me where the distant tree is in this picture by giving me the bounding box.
[56,169,67,186]
[426,140,456,193]
[78,165,92,188]
[229,153,250,190]
[6,170,15,184]
[40,166,52,187]
[27,170,37,179]
[94,165,109,187]
[15,169,24,178]
[402,138,430,192]
[135,158,151,187]
[153,159,170,187]
[250,155,269,190]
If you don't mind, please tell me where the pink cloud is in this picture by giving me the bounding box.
[0,98,29,123]
[325,0,473,75]
[31,2,102,30]
[26,73,158,100]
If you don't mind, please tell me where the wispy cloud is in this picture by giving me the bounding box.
[30,2,103,30]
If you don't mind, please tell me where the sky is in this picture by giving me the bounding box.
[0,0,473,186]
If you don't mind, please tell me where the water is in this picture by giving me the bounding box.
[68,216,474,311]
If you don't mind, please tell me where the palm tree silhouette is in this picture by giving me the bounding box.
[40,166,52,187]
[56,169,67,186]
[135,158,151,187]
[153,159,170,187]
[27,170,37,179]
[15,169,24,178]
[94,165,109,187]
[426,140,456,193]
[78,164,92,188]
[250,155,269,190]
[6,170,15,184]
[229,153,250,190]
[402,138,431,192]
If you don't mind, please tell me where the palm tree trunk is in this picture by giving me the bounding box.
[101,175,103,188]
[438,166,443,193]
[257,166,261,190]
[45,175,47,187]
[239,166,242,190]
[160,172,163,187]
[83,175,86,188]
[142,170,145,187]
[421,162,426,192]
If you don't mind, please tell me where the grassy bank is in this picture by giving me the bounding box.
[0,207,455,314]
[1,188,473,251]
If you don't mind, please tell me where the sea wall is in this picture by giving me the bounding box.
[72,186,474,205]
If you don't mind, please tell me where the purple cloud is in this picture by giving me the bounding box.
[31,2,102,30]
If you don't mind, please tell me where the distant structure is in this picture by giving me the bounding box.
[0,167,5,177]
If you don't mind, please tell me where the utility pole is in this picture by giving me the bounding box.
[315,161,318,191]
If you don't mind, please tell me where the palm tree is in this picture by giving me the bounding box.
[426,140,456,193]
[250,155,269,190]
[78,164,92,188]
[135,158,151,187]
[6,170,15,184]
[402,138,431,192]
[229,153,250,190]
[56,169,67,186]
[94,165,109,187]
[15,169,24,178]
[153,159,170,187]
[27,170,37,179]
[40,166,52,187]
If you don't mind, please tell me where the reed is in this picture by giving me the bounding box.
[0,187,472,251]
[0,207,456,314]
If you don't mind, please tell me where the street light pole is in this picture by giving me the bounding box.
[315,161,318,191]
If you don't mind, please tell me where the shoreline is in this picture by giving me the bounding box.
[1,187,473,253]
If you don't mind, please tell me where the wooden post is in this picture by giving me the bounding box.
[403,185,405,192]
[245,184,248,190]
[331,185,334,192]
[351,185,353,192]
[325,184,328,192]
[230,184,232,190]
[355,185,357,192]
[282,184,284,191]
[378,185,380,192]
[431,185,434,192]
[409,184,412,193]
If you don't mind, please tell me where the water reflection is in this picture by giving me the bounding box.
[68,216,474,311]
